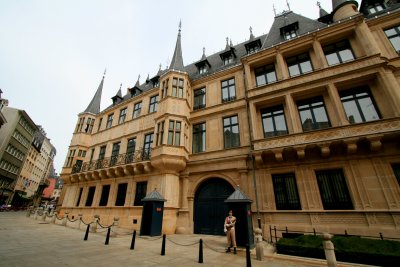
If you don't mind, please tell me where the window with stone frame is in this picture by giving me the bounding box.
[85,118,95,133]
[193,87,206,110]
[261,105,288,137]
[115,183,128,206]
[286,53,313,77]
[156,121,165,146]
[110,142,120,166]
[76,187,83,206]
[255,63,277,86]
[161,79,169,98]
[315,169,353,210]
[125,138,136,164]
[106,113,114,129]
[222,53,234,65]
[97,118,103,132]
[340,86,380,124]
[192,122,206,153]
[119,108,127,124]
[272,173,301,210]
[148,95,158,113]
[99,185,110,206]
[85,186,96,207]
[368,2,385,14]
[223,115,240,149]
[221,78,236,103]
[133,102,142,118]
[134,181,147,206]
[143,133,153,160]
[323,40,355,66]
[172,77,184,98]
[167,120,181,146]
[297,96,331,132]
[385,25,400,53]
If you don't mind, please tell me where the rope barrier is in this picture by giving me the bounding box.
[67,217,80,223]
[97,221,114,229]
[202,241,226,253]
[80,218,93,226]
[138,235,163,241]
[55,215,64,221]
[165,236,199,246]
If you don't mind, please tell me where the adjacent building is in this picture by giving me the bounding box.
[0,89,7,129]
[60,0,400,240]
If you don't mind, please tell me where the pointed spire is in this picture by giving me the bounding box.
[117,83,122,98]
[317,1,329,17]
[249,26,255,40]
[135,75,140,87]
[201,47,207,60]
[286,0,291,11]
[273,4,277,17]
[146,74,150,83]
[169,21,185,72]
[225,37,230,50]
[83,72,104,114]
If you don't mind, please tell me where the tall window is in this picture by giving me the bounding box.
[148,95,158,113]
[172,78,184,98]
[223,115,240,148]
[134,181,147,206]
[272,173,301,210]
[76,188,83,206]
[143,133,153,160]
[316,169,353,210]
[156,121,165,146]
[106,113,114,129]
[167,120,181,146]
[99,185,110,206]
[85,118,95,133]
[193,123,206,153]
[126,138,136,163]
[133,102,142,118]
[255,64,277,86]
[297,97,331,132]
[261,105,288,137]
[340,87,380,124]
[161,79,169,98]
[85,186,96,207]
[119,108,127,124]
[323,40,355,66]
[286,53,313,77]
[221,78,236,103]
[98,146,106,160]
[194,88,206,110]
[384,25,400,52]
[97,118,103,131]
[110,142,120,166]
[392,164,400,185]
[199,64,207,74]
[115,183,128,206]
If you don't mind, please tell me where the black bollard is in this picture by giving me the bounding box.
[130,230,136,250]
[105,227,111,245]
[161,234,166,256]
[198,239,203,263]
[84,224,90,241]
[246,244,252,267]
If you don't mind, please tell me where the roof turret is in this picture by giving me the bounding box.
[83,71,105,114]
[169,21,185,72]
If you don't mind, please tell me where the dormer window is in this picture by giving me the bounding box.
[129,87,142,97]
[219,48,236,66]
[199,65,207,74]
[222,54,233,65]
[281,22,299,41]
[195,59,211,75]
[245,39,262,55]
[368,3,385,14]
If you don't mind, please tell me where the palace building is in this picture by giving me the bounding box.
[60,0,400,239]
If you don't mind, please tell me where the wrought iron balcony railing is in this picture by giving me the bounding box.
[71,148,151,174]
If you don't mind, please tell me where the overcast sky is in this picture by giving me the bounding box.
[0,0,361,174]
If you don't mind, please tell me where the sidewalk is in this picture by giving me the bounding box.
[0,212,367,267]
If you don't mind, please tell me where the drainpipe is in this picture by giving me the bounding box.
[243,65,262,229]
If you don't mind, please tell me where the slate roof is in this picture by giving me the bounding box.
[83,74,104,114]
[332,0,359,13]
[142,189,166,202]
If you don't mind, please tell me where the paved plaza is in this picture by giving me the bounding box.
[0,212,371,267]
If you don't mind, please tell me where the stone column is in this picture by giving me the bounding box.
[285,94,302,133]
[254,228,264,261]
[378,70,400,116]
[276,50,289,81]
[188,196,194,233]
[322,233,337,267]
[181,174,189,209]
[355,20,380,56]
[312,38,328,69]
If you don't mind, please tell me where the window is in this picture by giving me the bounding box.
[99,185,110,206]
[76,188,83,206]
[261,105,288,137]
[199,64,207,74]
[221,78,236,103]
[281,22,298,41]
[115,183,128,206]
[110,142,120,166]
[143,133,153,160]
[85,118,95,133]
[323,40,355,66]
[167,120,181,146]
[85,186,96,207]
[106,113,114,129]
[148,95,158,113]
[126,138,136,163]
[119,108,127,124]
[193,123,206,153]
[133,102,142,118]
[156,121,165,146]
[98,146,106,160]
[161,79,169,98]
[316,169,353,210]
[172,78,184,98]
[284,29,297,40]
[272,173,301,210]
[255,64,277,86]
[193,88,206,110]
[340,87,380,124]
[385,25,400,53]
[223,115,240,148]
[245,41,261,54]
[97,118,103,131]
[392,164,400,185]
[222,54,233,65]
[286,53,313,77]
[89,148,95,162]
[297,97,331,132]
[369,3,385,14]
[134,181,147,206]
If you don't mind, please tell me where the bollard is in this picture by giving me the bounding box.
[51,212,57,224]
[198,239,203,263]
[84,224,90,241]
[90,215,99,233]
[246,244,252,267]
[77,214,83,230]
[111,217,119,237]
[322,233,337,267]
[26,207,31,217]
[105,227,111,245]
[42,211,47,221]
[34,209,39,220]
[254,228,264,261]
[62,212,69,226]
[161,234,166,256]
[130,230,136,250]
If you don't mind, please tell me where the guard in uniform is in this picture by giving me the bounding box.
[224,210,237,254]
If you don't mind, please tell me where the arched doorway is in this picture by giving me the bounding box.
[194,178,234,235]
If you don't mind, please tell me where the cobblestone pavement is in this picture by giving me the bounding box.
[0,212,365,267]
